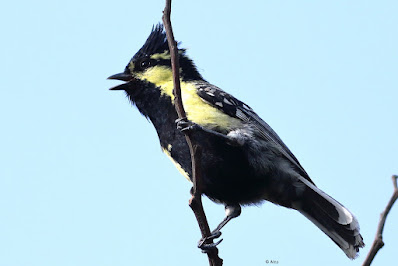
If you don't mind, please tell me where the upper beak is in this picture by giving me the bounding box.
[108,73,132,81]
[108,72,134,90]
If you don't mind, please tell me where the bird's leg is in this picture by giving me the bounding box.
[175,117,239,145]
[198,204,241,252]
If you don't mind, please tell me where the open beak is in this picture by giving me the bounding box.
[108,72,134,90]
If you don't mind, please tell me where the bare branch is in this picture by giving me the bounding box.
[162,1,223,265]
[363,175,398,266]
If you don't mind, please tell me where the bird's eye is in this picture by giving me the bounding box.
[140,59,151,69]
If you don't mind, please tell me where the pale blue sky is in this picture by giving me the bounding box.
[1,1,397,265]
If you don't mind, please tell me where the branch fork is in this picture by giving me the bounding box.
[363,175,398,266]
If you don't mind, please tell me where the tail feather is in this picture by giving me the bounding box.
[294,177,365,259]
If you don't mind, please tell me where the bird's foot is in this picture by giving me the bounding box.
[176,117,202,132]
[176,117,232,143]
[198,230,223,253]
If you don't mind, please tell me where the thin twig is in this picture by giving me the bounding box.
[162,1,223,265]
[363,175,398,266]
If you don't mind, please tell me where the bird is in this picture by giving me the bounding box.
[108,23,364,259]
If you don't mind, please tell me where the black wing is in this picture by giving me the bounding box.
[196,81,314,184]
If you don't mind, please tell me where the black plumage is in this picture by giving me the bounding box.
[109,24,364,258]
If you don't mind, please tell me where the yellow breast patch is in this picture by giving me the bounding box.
[138,65,242,131]
[162,145,191,181]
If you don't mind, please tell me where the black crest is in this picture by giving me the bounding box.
[130,23,202,81]
[133,24,170,60]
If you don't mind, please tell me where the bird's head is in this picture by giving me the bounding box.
[108,24,202,95]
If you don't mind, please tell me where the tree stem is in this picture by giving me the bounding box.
[162,1,223,265]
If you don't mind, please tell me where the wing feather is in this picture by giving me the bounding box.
[196,81,313,184]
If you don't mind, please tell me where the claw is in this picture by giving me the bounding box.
[198,231,223,252]
[196,204,241,252]
[199,239,223,253]
[175,117,200,132]
[175,117,187,124]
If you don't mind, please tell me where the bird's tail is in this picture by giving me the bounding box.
[294,178,365,259]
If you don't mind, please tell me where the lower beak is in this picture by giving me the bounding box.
[108,72,133,90]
